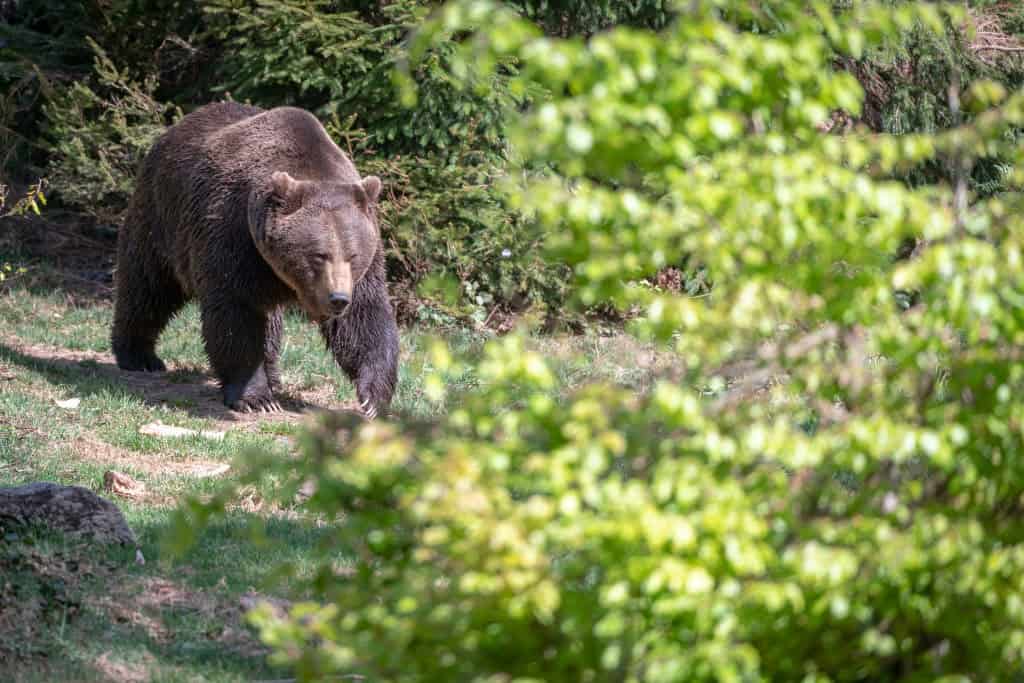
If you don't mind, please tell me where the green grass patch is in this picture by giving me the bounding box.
[0,283,670,680]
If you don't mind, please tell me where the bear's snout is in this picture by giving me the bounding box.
[328,291,350,315]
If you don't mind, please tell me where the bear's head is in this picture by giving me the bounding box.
[248,171,382,322]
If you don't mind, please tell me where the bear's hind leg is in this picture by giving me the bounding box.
[111,257,185,373]
[202,301,281,413]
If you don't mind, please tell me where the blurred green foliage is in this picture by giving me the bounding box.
[170,1,1024,680]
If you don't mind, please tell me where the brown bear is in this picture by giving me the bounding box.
[110,102,399,418]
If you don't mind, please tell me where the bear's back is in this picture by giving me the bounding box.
[142,102,358,198]
[126,102,363,302]
[204,105,359,184]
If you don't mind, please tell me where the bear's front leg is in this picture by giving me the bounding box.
[320,273,399,420]
[264,307,284,394]
[202,301,282,413]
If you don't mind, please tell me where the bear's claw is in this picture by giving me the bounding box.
[359,398,378,421]
[230,396,283,414]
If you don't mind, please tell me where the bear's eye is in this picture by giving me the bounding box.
[312,253,330,265]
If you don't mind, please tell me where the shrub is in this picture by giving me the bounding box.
[0,181,41,283]
[843,1,1024,197]
[41,39,180,225]
[175,1,1024,680]
[0,0,202,181]
[0,179,46,217]
[0,0,95,179]
[506,0,675,37]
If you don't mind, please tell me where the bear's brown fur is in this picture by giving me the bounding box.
[111,102,399,417]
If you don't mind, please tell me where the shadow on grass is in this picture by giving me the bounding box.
[1,506,351,682]
[0,212,119,306]
[0,342,324,423]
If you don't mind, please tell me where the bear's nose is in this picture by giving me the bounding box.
[328,292,350,312]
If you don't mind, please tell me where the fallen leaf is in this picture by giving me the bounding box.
[138,421,225,441]
[239,591,292,619]
[103,470,147,500]
[191,463,231,478]
[295,478,318,503]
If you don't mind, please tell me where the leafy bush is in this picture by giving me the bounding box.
[842,1,1024,197]
[0,180,41,284]
[506,0,675,37]
[41,39,180,225]
[0,180,46,217]
[175,1,1024,680]
[0,0,95,179]
[0,0,202,180]
[205,0,515,158]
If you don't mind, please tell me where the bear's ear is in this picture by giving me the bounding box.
[270,171,302,210]
[361,176,382,205]
[248,171,301,243]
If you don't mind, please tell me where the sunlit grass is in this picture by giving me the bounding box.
[0,282,673,680]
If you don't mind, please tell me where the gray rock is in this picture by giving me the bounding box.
[0,482,140,551]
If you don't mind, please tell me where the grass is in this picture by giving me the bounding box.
[0,276,673,681]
